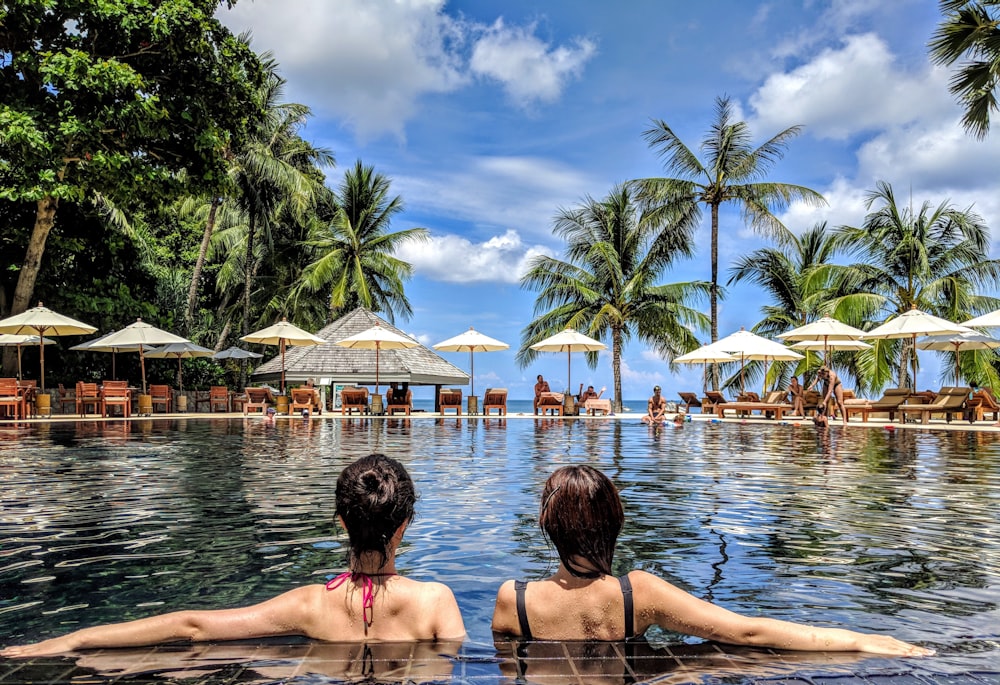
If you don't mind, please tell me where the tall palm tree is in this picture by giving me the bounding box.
[634,95,826,385]
[517,184,711,412]
[831,181,1000,389]
[295,160,428,323]
[930,0,1000,139]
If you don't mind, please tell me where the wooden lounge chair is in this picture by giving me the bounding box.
[702,390,728,413]
[209,385,230,413]
[898,386,971,424]
[101,380,131,418]
[385,387,412,416]
[244,387,273,415]
[439,389,462,415]
[58,383,76,414]
[965,387,1000,422]
[537,391,564,416]
[290,387,321,415]
[149,384,172,413]
[340,387,369,415]
[0,378,22,420]
[483,388,508,416]
[844,388,912,423]
[584,397,612,416]
[77,382,101,417]
[715,390,792,420]
[17,380,37,418]
[677,392,701,413]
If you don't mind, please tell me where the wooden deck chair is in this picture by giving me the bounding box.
[58,383,76,414]
[702,391,728,413]
[0,378,22,420]
[439,388,462,415]
[967,387,1000,422]
[77,382,101,417]
[898,387,971,424]
[17,379,37,418]
[677,392,701,413]
[340,387,369,415]
[149,385,172,413]
[244,387,273,415]
[385,388,412,416]
[483,388,508,416]
[537,391,564,416]
[101,380,132,418]
[844,388,911,423]
[209,386,230,413]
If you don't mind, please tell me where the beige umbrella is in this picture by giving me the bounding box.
[334,324,419,394]
[96,319,189,394]
[672,344,737,395]
[146,341,215,391]
[529,328,607,392]
[714,328,804,394]
[241,318,325,395]
[70,331,156,380]
[778,316,867,362]
[0,334,56,381]
[962,309,1000,328]
[0,302,97,390]
[433,327,509,396]
[863,307,969,388]
[916,331,1000,383]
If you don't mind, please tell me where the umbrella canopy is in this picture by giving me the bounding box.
[916,331,1000,382]
[433,327,509,396]
[673,344,737,394]
[0,302,97,390]
[863,307,969,388]
[242,318,325,395]
[714,328,803,394]
[0,334,56,381]
[790,339,872,351]
[778,316,867,362]
[212,346,264,360]
[335,324,419,394]
[529,328,607,393]
[962,309,1000,328]
[146,342,215,391]
[70,331,157,381]
[96,319,189,394]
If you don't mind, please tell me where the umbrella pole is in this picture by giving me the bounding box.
[912,333,918,390]
[280,338,286,395]
[16,345,22,381]
[140,347,147,395]
[375,343,380,394]
[178,357,183,392]
[567,350,571,394]
[112,351,117,380]
[469,348,475,396]
[38,333,46,391]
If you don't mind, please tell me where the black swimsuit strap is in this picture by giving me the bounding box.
[619,575,634,640]
[514,580,533,640]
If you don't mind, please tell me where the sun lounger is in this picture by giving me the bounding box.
[244,387,273,415]
[702,390,728,413]
[483,388,508,416]
[537,391,564,416]
[584,398,612,416]
[291,387,322,415]
[716,401,791,420]
[898,386,971,424]
[677,392,701,413]
[385,388,412,416]
[965,387,1000,422]
[439,388,462,415]
[844,388,912,422]
[341,387,369,415]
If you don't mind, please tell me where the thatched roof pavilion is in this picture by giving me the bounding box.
[250,308,469,388]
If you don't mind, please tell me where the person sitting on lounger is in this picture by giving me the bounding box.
[491,464,932,656]
[578,384,605,403]
[1,455,466,657]
[533,375,550,415]
[789,375,805,416]
[642,386,667,425]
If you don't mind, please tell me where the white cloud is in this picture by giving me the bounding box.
[469,19,596,106]
[751,34,954,140]
[397,229,550,283]
[620,357,666,389]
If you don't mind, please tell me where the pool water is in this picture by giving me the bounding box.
[1,417,999,684]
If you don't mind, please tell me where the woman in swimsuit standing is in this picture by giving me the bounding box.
[809,366,847,425]
[492,464,930,655]
[2,454,465,657]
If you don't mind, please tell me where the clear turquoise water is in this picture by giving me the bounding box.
[1,417,999,682]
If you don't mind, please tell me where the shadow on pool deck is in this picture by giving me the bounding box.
[1,639,997,685]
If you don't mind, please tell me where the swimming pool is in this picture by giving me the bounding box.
[1,417,998,683]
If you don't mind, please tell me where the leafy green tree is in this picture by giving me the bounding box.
[518,184,711,411]
[634,95,825,385]
[831,181,1000,389]
[930,0,1000,139]
[0,0,265,328]
[295,160,428,323]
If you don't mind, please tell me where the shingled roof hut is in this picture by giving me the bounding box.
[250,308,469,398]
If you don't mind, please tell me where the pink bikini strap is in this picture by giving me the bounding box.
[326,571,376,625]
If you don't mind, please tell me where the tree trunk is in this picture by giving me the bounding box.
[710,201,720,390]
[612,326,623,413]
[3,196,60,376]
[243,214,256,337]
[186,198,220,333]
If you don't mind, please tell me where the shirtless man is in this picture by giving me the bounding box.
[642,386,667,425]
[533,375,550,415]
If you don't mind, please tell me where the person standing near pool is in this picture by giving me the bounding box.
[1,454,465,657]
[492,464,932,656]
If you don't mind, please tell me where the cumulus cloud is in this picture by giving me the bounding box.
[469,19,596,106]
[396,229,551,283]
[620,357,666,389]
[751,34,954,140]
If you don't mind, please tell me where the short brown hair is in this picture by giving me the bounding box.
[539,465,623,577]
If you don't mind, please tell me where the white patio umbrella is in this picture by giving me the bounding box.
[863,307,969,389]
[529,328,607,393]
[714,328,804,394]
[146,341,215,391]
[672,344,737,394]
[95,319,189,394]
[0,334,56,381]
[334,324,419,395]
[962,309,1000,328]
[0,302,97,390]
[70,331,156,380]
[778,317,867,362]
[212,346,263,360]
[241,318,325,395]
[916,331,1000,383]
[790,339,872,352]
[432,327,509,396]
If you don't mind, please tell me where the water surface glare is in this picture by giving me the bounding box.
[1,417,999,683]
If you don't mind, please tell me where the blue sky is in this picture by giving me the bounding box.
[220,1,1000,401]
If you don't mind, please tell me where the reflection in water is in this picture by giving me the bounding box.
[0,419,998,683]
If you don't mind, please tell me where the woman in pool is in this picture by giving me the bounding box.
[2,454,465,657]
[492,464,930,656]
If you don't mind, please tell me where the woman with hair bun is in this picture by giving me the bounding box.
[3,454,465,657]
[492,464,930,656]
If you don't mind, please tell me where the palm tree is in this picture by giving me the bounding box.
[831,181,1000,389]
[634,95,826,384]
[295,160,428,323]
[517,184,711,412]
[930,0,1000,139]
